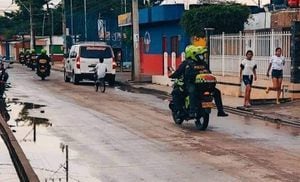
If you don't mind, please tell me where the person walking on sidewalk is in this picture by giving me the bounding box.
[240,50,257,107]
[266,47,285,104]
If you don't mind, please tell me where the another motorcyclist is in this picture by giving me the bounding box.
[37,49,51,69]
[0,63,9,98]
[169,45,228,118]
[25,49,31,66]
[19,51,25,65]
[30,49,38,70]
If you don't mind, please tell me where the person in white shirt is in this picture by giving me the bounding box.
[240,50,257,107]
[93,58,107,81]
[266,47,285,104]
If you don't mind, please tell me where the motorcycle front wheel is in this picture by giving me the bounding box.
[172,111,184,125]
[195,113,209,130]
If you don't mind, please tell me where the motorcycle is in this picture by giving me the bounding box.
[169,73,217,130]
[30,54,37,71]
[25,54,31,67]
[36,58,50,80]
[19,55,25,65]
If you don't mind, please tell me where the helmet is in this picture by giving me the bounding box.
[41,49,47,55]
[185,45,208,61]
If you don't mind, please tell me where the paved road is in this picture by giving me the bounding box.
[4,64,300,182]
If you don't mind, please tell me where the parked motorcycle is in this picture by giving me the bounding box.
[36,58,50,80]
[169,73,217,130]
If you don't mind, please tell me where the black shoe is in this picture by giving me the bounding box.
[217,111,228,117]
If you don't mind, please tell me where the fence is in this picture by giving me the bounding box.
[210,31,291,79]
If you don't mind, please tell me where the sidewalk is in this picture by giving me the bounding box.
[51,63,300,126]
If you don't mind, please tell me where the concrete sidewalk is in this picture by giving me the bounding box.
[51,63,300,126]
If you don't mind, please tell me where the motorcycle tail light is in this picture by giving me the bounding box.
[76,57,80,69]
[204,92,210,95]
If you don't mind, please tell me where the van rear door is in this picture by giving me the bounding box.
[79,46,113,73]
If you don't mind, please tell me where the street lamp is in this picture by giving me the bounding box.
[204,27,214,70]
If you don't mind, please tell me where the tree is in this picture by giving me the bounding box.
[181,4,250,37]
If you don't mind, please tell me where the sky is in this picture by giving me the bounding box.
[0,0,270,11]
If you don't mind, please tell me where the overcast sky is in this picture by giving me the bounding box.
[0,0,270,11]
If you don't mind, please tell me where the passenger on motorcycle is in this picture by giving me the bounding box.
[169,45,228,118]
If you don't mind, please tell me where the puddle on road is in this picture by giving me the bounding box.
[3,98,98,181]
[7,99,51,127]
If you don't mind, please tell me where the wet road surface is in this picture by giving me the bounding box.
[4,64,300,182]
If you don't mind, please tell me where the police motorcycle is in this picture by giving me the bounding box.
[168,47,216,130]
[169,73,216,130]
[30,50,38,71]
[36,50,51,80]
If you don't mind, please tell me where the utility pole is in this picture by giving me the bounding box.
[132,0,140,81]
[46,2,53,61]
[62,0,67,55]
[16,0,34,49]
[29,4,34,50]
[70,0,74,36]
[84,0,87,41]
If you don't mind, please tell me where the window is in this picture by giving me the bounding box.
[80,46,112,58]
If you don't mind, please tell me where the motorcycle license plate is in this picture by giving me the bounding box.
[202,102,214,108]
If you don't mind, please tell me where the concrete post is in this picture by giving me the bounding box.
[222,32,225,76]
[164,52,168,77]
[171,52,176,70]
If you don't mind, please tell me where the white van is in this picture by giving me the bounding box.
[64,42,116,85]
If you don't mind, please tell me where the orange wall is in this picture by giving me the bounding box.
[140,53,183,75]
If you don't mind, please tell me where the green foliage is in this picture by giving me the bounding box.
[181,4,250,37]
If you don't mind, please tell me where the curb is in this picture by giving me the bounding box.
[116,80,300,127]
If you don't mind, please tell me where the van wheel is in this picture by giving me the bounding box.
[72,73,79,85]
[64,69,70,82]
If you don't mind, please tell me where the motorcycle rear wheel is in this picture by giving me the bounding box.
[195,113,209,130]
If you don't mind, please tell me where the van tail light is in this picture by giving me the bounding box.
[76,57,80,69]
[112,58,117,69]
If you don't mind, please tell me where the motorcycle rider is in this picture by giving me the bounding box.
[19,51,25,65]
[25,49,31,66]
[30,49,38,70]
[169,45,228,118]
[36,49,51,73]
